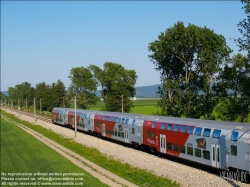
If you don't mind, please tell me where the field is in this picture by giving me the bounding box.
[1,116,109,187]
[89,99,161,115]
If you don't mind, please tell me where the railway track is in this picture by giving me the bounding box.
[3,107,52,123]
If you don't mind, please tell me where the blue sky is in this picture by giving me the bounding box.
[1,1,246,91]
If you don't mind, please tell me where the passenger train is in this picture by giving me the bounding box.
[52,107,250,175]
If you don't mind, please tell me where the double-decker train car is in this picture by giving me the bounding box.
[51,107,250,174]
[52,107,71,126]
[94,111,147,147]
[142,116,250,172]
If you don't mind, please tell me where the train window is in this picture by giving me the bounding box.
[174,124,179,132]
[167,124,173,131]
[117,118,121,123]
[132,128,135,134]
[147,131,151,138]
[203,150,210,160]
[118,132,121,137]
[112,130,114,135]
[98,116,101,120]
[125,119,129,124]
[121,118,125,124]
[173,144,178,152]
[231,145,237,156]
[180,126,186,133]
[88,120,90,125]
[115,131,117,136]
[187,147,193,156]
[212,129,221,138]
[188,126,195,134]
[194,127,202,136]
[118,125,123,131]
[96,122,100,127]
[203,128,211,137]
[180,145,185,154]
[151,131,155,138]
[167,142,172,150]
[132,120,136,126]
[231,132,239,141]
[121,132,124,138]
[103,116,106,120]
[195,148,201,158]
[161,123,166,130]
[152,122,156,128]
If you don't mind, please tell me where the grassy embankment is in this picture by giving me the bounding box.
[1,116,108,187]
[1,110,179,187]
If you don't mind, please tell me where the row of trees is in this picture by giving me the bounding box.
[5,81,70,112]
[2,62,137,113]
[148,0,250,122]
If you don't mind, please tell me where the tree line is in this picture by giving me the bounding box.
[1,0,249,122]
[2,62,137,113]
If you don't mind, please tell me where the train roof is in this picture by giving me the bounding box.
[52,108,250,132]
[96,111,149,119]
[145,115,250,132]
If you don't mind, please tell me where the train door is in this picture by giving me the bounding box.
[211,144,221,168]
[124,128,129,143]
[102,124,106,136]
[160,134,166,153]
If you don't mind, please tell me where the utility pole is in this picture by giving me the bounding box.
[121,94,124,113]
[74,95,77,137]
[40,98,41,115]
[73,88,77,138]
[11,99,13,112]
[18,99,20,117]
[34,98,36,122]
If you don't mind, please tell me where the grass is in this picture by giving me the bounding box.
[1,116,109,187]
[1,110,179,187]
[88,99,161,115]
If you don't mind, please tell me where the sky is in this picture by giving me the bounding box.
[1,1,247,91]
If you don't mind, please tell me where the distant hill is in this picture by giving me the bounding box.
[1,84,161,98]
[1,91,9,96]
[135,84,161,98]
[95,84,161,98]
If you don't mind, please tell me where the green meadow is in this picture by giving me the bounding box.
[1,116,109,187]
[89,99,160,115]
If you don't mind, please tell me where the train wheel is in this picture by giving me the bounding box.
[149,146,156,154]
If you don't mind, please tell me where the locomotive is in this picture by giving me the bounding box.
[52,107,250,175]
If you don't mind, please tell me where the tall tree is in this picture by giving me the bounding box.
[35,82,51,111]
[68,67,99,109]
[8,82,34,107]
[215,54,250,122]
[237,0,250,59]
[90,62,137,113]
[50,80,70,110]
[148,21,231,118]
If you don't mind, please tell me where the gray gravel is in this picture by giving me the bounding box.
[8,110,250,187]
